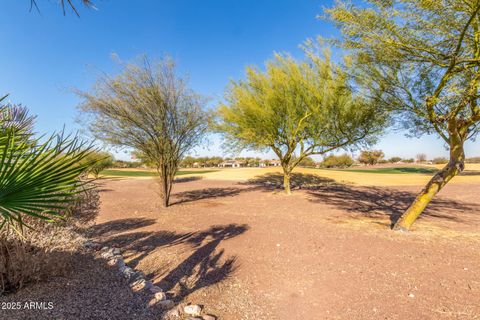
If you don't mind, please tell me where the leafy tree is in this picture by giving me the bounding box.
[216,53,385,194]
[388,157,402,163]
[298,156,317,167]
[358,150,384,165]
[321,154,354,168]
[77,57,209,207]
[0,96,95,231]
[83,151,114,178]
[326,0,480,230]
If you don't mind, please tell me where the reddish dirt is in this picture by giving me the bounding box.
[93,175,480,320]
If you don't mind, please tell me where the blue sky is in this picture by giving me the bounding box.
[0,0,475,160]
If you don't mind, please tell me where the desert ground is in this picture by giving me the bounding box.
[88,165,479,319]
[2,165,478,320]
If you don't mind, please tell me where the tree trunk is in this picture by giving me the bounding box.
[393,138,465,231]
[283,168,292,195]
[158,163,171,208]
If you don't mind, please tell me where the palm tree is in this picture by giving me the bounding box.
[0,96,96,232]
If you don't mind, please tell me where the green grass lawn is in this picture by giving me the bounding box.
[338,166,438,174]
[100,169,218,177]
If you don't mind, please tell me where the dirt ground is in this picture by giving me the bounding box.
[91,171,480,320]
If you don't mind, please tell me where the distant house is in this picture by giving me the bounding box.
[219,160,244,168]
[259,159,281,167]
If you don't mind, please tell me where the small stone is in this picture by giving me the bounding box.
[131,278,153,291]
[186,318,202,320]
[165,307,180,318]
[101,251,114,259]
[107,258,120,266]
[157,299,174,309]
[149,286,163,293]
[184,304,202,316]
[112,248,121,255]
[203,315,217,320]
[408,293,415,298]
[101,246,109,251]
[154,291,167,301]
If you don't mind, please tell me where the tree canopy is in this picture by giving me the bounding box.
[216,53,386,193]
[326,0,480,230]
[77,57,210,207]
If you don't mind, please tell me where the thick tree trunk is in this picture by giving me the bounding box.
[393,138,465,231]
[158,163,171,208]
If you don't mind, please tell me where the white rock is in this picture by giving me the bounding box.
[154,291,167,301]
[112,248,121,255]
[184,304,202,316]
[408,293,415,298]
[203,315,217,320]
[166,308,180,318]
[149,286,163,293]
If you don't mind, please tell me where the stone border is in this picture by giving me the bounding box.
[83,241,217,320]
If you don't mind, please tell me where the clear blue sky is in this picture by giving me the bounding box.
[0,0,476,160]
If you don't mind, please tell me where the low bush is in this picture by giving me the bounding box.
[0,188,99,294]
[466,157,480,163]
[432,157,448,164]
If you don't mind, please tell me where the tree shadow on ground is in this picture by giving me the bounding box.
[307,184,479,226]
[244,172,335,190]
[172,187,246,205]
[92,218,248,304]
[174,176,204,183]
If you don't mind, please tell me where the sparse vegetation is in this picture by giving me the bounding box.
[358,150,384,166]
[320,154,354,168]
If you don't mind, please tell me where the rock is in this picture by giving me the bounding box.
[122,267,135,279]
[107,258,120,266]
[408,293,415,298]
[157,299,174,309]
[101,246,109,251]
[165,307,180,317]
[101,248,115,259]
[83,241,100,249]
[131,278,153,291]
[186,318,202,320]
[149,286,163,293]
[202,315,217,320]
[184,304,202,316]
[154,291,167,301]
[112,248,121,255]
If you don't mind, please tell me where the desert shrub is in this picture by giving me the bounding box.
[466,157,480,163]
[321,154,354,168]
[388,157,402,163]
[83,151,114,178]
[298,157,317,167]
[403,158,415,163]
[0,188,99,294]
[432,157,448,164]
[358,150,384,165]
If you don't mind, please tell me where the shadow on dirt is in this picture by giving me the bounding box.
[307,184,479,226]
[92,219,248,303]
[173,187,245,205]
[244,172,335,190]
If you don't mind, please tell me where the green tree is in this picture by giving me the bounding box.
[388,157,402,163]
[77,57,210,207]
[83,151,114,178]
[321,154,354,168]
[216,53,385,194]
[358,150,384,166]
[298,156,317,167]
[326,0,480,230]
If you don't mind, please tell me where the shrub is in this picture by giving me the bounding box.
[388,157,402,163]
[321,154,354,168]
[83,151,114,177]
[0,188,99,294]
[403,158,415,163]
[432,157,448,164]
[466,157,480,163]
[298,157,317,167]
[358,150,384,165]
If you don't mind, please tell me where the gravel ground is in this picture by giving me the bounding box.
[0,251,159,320]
